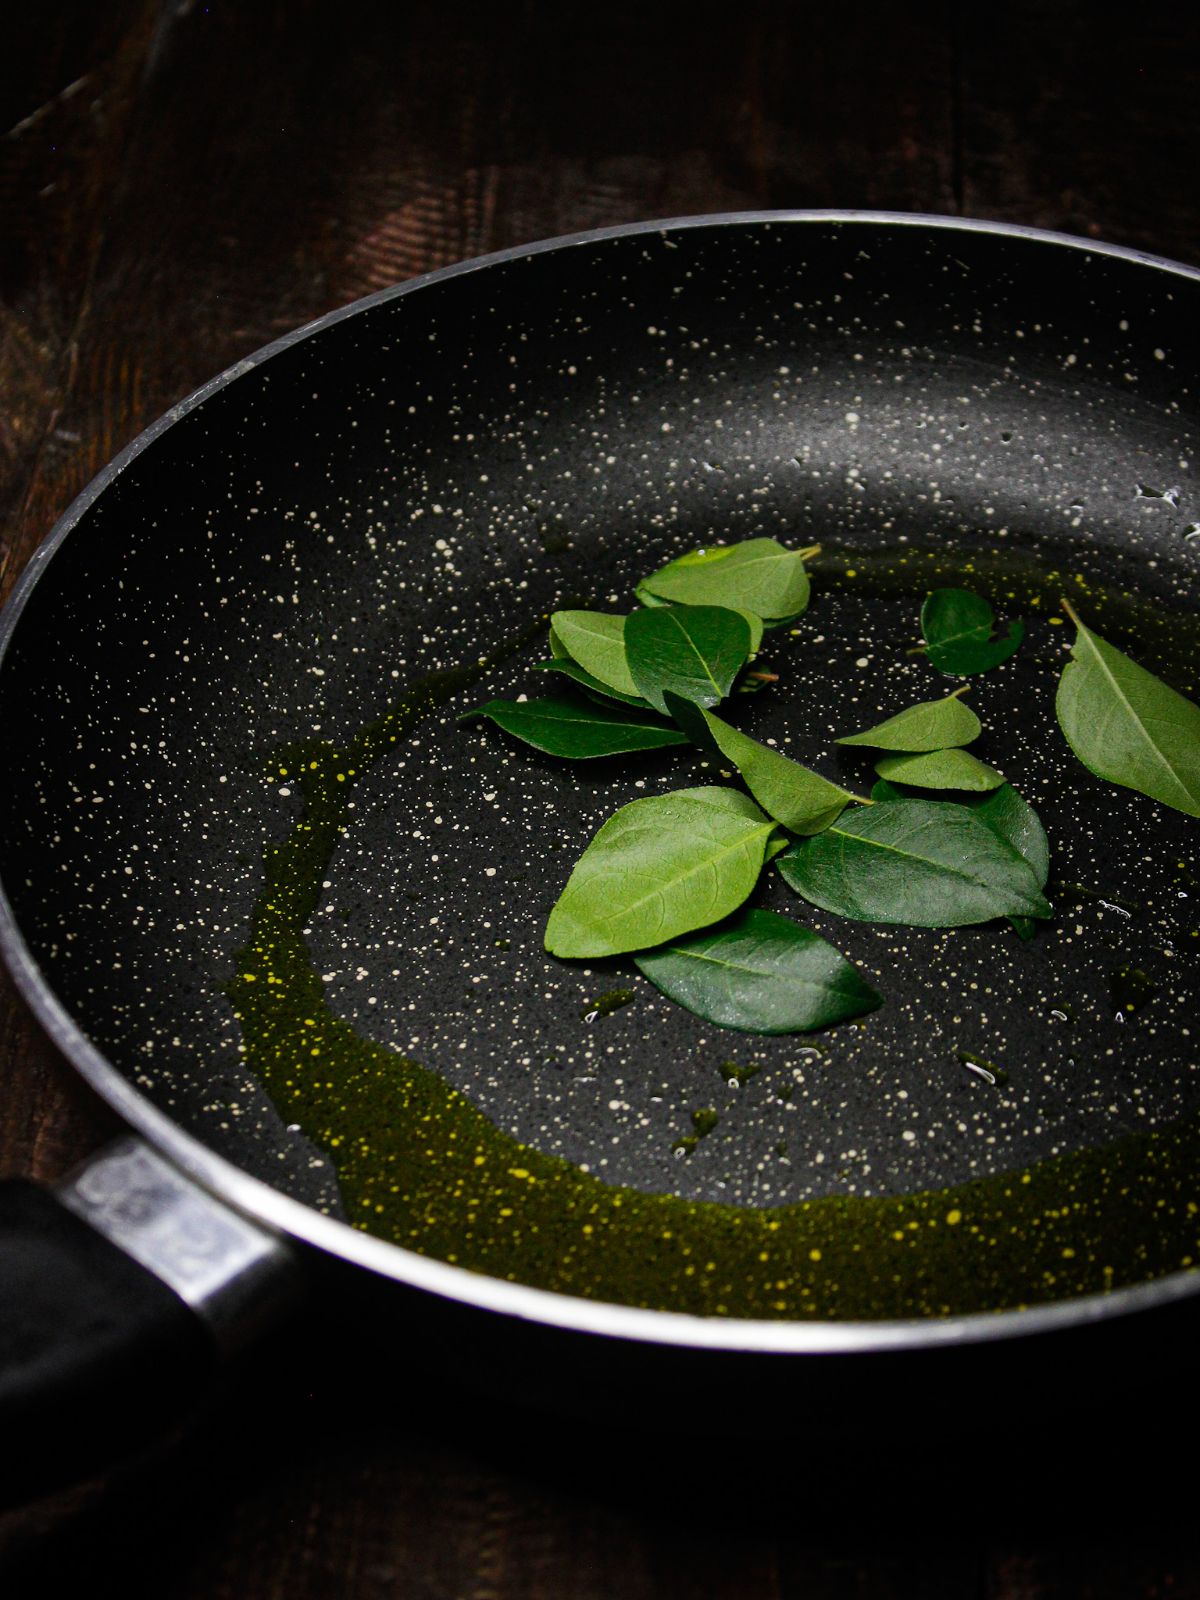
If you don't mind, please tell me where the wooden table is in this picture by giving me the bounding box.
[2,4,1198,1592]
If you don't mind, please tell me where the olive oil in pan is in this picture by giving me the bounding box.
[230,552,1200,1320]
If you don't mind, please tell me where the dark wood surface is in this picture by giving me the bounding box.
[3,4,1199,1593]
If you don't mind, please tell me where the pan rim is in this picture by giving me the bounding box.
[2,206,1198,1354]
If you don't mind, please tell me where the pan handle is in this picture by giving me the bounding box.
[0,1137,300,1505]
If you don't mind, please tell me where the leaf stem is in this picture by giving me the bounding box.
[906,643,929,656]
[948,684,971,700]
[1060,595,1083,627]
[798,544,822,561]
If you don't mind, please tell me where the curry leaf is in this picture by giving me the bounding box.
[634,908,882,1034]
[635,538,814,622]
[550,610,640,698]
[738,609,765,659]
[463,696,688,759]
[870,777,1049,938]
[871,774,1049,885]
[973,782,1050,940]
[673,784,774,821]
[776,799,1052,926]
[545,788,775,958]
[675,702,860,834]
[671,782,791,858]
[870,778,904,803]
[533,658,649,707]
[873,749,1004,791]
[973,783,1050,888]
[921,588,1024,675]
[1056,601,1200,818]
[624,604,752,714]
[837,689,980,751]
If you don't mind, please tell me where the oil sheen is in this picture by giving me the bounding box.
[230,549,1200,1320]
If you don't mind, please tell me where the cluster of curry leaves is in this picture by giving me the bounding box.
[464,544,1200,1037]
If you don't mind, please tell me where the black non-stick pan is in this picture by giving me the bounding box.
[2,213,1198,1497]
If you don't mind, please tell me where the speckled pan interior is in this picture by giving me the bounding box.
[1,216,1197,1316]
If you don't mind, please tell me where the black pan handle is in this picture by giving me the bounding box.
[0,1138,299,1505]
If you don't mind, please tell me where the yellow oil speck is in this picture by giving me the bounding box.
[892,1230,905,1242]
[241,973,257,982]
[809,1248,822,1262]
[508,1167,530,1179]
[946,1209,962,1225]
[582,1223,594,1235]
[1048,615,1064,625]
[498,1207,514,1218]
[310,1047,320,1057]
[1062,1247,1076,1259]
[845,568,857,579]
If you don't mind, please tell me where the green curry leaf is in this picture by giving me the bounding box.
[462,696,688,759]
[1056,601,1200,818]
[776,798,1052,927]
[837,689,980,751]
[533,657,649,707]
[921,588,1024,675]
[672,701,860,834]
[545,788,775,958]
[634,907,882,1034]
[624,604,752,714]
[550,610,640,698]
[873,748,1004,791]
[635,537,814,622]
[870,777,1049,938]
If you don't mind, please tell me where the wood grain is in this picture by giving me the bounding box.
[2,3,1198,1593]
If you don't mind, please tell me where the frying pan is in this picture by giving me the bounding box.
[2,212,1198,1498]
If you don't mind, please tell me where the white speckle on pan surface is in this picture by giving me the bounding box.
[0,218,1196,1227]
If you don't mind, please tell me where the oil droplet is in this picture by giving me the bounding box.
[672,1106,720,1156]
[957,1050,1010,1087]
[722,1059,762,1088]
[581,988,635,1022]
[1108,965,1158,1020]
[1134,483,1181,506]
